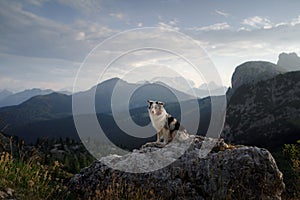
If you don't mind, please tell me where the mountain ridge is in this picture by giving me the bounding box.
[0,77,200,144]
[0,88,54,108]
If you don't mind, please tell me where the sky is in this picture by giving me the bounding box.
[1,0,300,92]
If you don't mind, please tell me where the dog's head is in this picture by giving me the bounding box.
[147,100,164,116]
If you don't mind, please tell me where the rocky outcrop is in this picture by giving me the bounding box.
[224,71,300,147]
[68,135,285,199]
[277,52,300,72]
[231,61,286,92]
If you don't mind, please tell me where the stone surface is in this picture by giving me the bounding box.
[68,135,285,199]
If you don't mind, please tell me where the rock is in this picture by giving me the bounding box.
[68,135,285,199]
[277,52,300,71]
[231,61,286,92]
[0,188,16,200]
[224,71,300,147]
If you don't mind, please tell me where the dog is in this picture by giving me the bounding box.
[147,100,185,144]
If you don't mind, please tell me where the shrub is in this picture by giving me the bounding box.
[0,151,73,199]
[282,141,300,198]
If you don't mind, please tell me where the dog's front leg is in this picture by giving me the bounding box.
[156,132,160,143]
[156,130,163,143]
[163,129,170,145]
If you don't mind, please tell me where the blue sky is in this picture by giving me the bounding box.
[1,0,300,92]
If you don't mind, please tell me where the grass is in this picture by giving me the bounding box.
[0,151,74,199]
[271,141,300,200]
[0,133,299,199]
[0,136,163,200]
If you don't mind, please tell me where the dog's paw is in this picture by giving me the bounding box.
[144,142,167,148]
[156,142,167,148]
[142,142,157,148]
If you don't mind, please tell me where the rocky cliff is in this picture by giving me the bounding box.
[231,61,286,92]
[223,71,300,147]
[68,135,285,199]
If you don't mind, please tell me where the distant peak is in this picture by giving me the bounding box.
[278,52,299,58]
[237,61,277,68]
[99,77,125,84]
[0,89,12,94]
[277,52,300,71]
[24,88,42,92]
[231,61,285,90]
[107,77,121,82]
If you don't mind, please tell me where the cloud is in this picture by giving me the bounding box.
[187,22,300,56]
[275,22,288,27]
[27,0,102,14]
[169,18,179,26]
[26,0,49,6]
[109,12,125,20]
[0,1,116,91]
[184,21,300,86]
[0,1,114,61]
[72,20,115,43]
[57,0,102,14]
[0,1,85,60]
[0,53,79,91]
[291,15,300,26]
[1,1,300,91]
[189,22,231,31]
[158,22,179,31]
[241,16,273,29]
[215,9,229,17]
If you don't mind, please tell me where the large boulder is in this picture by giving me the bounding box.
[68,135,285,199]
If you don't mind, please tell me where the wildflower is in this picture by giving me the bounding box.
[54,161,59,167]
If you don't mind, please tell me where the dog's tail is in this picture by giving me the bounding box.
[173,129,189,142]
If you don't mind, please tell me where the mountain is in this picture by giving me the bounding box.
[140,77,227,98]
[0,96,212,147]
[0,92,72,125]
[0,92,74,143]
[0,78,199,144]
[74,77,194,114]
[149,76,196,93]
[277,52,300,71]
[231,61,286,92]
[128,81,194,108]
[0,88,54,108]
[223,71,300,147]
[187,85,227,98]
[0,89,13,101]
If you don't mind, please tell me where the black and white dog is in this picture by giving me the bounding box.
[147,100,185,144]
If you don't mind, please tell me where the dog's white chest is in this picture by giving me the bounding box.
[149,112,167,132]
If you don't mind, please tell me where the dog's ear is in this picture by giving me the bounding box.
[158,101,164,106]
[147,100,154,105]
